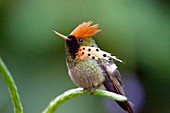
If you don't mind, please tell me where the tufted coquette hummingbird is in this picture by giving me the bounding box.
[53,21,133,113]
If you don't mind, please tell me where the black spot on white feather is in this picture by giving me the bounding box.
[88,54,91,56]
[83,48,85,50]
[82,52,84,54]
[88,48,91,51]
[108,58,112,61]
[103,54,107,57]
[96,49,99,52]
[107,57,111,61]
[92,56,95,59]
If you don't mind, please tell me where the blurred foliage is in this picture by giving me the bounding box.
[0,57,23,113]
[0,0,170,113]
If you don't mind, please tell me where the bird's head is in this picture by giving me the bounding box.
[53,21,101,59]
[53,21,101,46]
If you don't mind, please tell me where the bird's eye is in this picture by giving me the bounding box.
[78,38,83,42]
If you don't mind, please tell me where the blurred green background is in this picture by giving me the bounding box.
[0,0,170,113]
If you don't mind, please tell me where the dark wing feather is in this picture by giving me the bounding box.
[98,59,133,113]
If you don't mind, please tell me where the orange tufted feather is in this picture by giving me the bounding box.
[70,21,101,38]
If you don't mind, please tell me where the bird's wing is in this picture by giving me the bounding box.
[98,59,133,113]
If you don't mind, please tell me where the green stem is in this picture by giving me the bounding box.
[42,87,127,113]
[0,57,23,113]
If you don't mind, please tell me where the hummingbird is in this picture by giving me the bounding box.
[53,21,133,113]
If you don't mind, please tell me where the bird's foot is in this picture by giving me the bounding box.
[89,88,96,95]
[82,88,96,95]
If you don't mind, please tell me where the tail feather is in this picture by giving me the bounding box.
[103,76,133,113]
[116,101,133,113]
[112,83,133,113]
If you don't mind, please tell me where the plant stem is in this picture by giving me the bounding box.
[0,57,23,113]
[42,87,127,113]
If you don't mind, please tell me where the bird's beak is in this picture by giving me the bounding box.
[52,30,69,40]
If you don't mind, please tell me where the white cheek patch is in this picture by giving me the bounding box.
[77,46,123,63]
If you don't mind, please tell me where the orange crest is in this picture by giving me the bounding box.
[70,21,101,38]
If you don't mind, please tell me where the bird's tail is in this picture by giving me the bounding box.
[103,78,133,113]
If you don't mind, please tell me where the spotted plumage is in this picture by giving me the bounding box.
[76,46,123,63]
[53,21,133,113]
